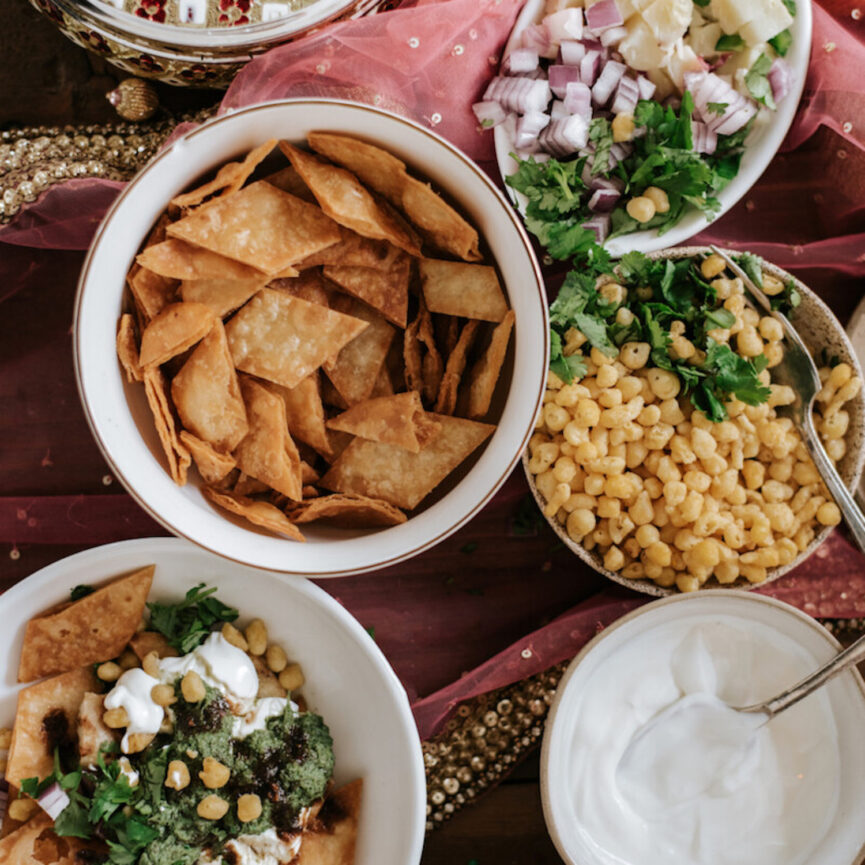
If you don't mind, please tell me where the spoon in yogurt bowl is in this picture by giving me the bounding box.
[616,629,865,814]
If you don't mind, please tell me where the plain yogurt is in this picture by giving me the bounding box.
[561,615,841,865]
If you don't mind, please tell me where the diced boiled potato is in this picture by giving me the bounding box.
[709,0,755,34]
[740,0,793,44]
[688,20,722,56]
[645,65,677,100]
[663,42,706,89]
[618,15,668,70]
[546,0,584,11]
[718,44,767,91]
[641,0,692,44]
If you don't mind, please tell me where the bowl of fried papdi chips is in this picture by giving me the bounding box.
[0,537,426,865]
[75,100,548,576]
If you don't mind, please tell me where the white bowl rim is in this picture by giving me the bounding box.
[493,0,814,259]
[0,536,427,865]
[73,97,549,577]
[524,244,865,597]
[539,588,865,865]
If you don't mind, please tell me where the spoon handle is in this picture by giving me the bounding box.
[761,631,865,718]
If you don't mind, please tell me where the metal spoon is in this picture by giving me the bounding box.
[708,246,865,555]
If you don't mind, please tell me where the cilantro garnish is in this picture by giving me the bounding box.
[715,34,744,51]
[770,278,802,314]
[147,583,238,654]
[70,584,95,601]
[707,101,730,116]
[781,0,796,14]
[588,117,614,177]
[736,252,764,288]
[745,54,776,109]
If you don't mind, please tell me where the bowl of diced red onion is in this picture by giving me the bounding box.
[476,0,811,258]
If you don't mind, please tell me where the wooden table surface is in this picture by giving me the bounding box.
[0,4,561,862]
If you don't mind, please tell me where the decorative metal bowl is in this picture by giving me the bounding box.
[27,0,392,87]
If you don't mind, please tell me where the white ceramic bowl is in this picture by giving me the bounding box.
[541,590,865,865]
[74,99,549,576]
[0,537,426,865]
[494,0,813,258]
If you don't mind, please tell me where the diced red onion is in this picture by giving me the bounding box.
[515,110,551,149]
[593,174,625,192]
[580,37,605,51]
[549,65,583,99]
[38,783,70,821]
[582,214,611,243]
[592,59,627,106]
[611,75,640,115]
[544,8,584,42]
[522,23,558,59]
[691,121,718,154]
[564,81,593,119]
[688,70,759,135]
[560,40,586,65]
[550,99,569,119]
[585,0,624,33]
[712,100,757,135]
[472,101,508,129]
[580,50,602,86]
[599,25,628,47]
[610,142,632,163]
[540,115,590,156]
[636,75,656,101]
[768,58,793,104]
[505,48,540,74]
[483,76,552,114]
[588,186,621,212]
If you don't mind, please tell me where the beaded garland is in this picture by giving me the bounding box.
[1,115,864,829]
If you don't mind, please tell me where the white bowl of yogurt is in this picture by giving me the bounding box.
[541,591,865,865]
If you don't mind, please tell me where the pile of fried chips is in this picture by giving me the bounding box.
[116,135,515,541]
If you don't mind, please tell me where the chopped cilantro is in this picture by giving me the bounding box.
[770,278,802,315]
[715,34,744,51]
[147,584,238,654]
[707,101,730,115]
[365,625,376,640]
[736,252,764,288]
[745,53,776,109]
[704,308,736,330]
[588,117,614,177]
[70,584,95,601]
[781,0,796,14]
[769,28,792,56]
[692,0,711,6]
[511,495,545,536]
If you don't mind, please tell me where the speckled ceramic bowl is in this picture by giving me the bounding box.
[524,247,865,597]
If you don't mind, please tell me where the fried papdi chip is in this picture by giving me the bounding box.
[234,377,303,501]
[144,367,191,485]
[171,139,277,209]
[225,288,368,390]
[172,321,248,453]
[271,373,331,458]
[418,259,508,322]
[17,566,155,682]
[127,266,178,325]
[370,364,394,398]
[167,181,342,275]
[403,305,424,396]
[116,314,142,383]
[180,276,268,318]
[326,391,440,453]
[465,310,516,419]
[0,811,104,865]
[279,142,421,257]
[137,238,266,281]
[78,692,117,768]
[418,298,444,405]
[263,165,317,203]
[6,667,98,786]
[295,780,363,865]
[296,227,404,271]
[286,493,407,528]
[271,269,332,308]
[180,431,237,484]
[323,253,411,328]
[129,631,178,660]
[308,131,482,261]
[138,301,216,368]
[233,472,270,497]
[435,319,480,415]
[203,487,305,541]
[321,414,494,510]
[323,295,395,407]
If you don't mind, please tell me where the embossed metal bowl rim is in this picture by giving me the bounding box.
[74,98,549,577]
[522,246,865,597]
[45,0,366,54]
[540,590,865,865]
